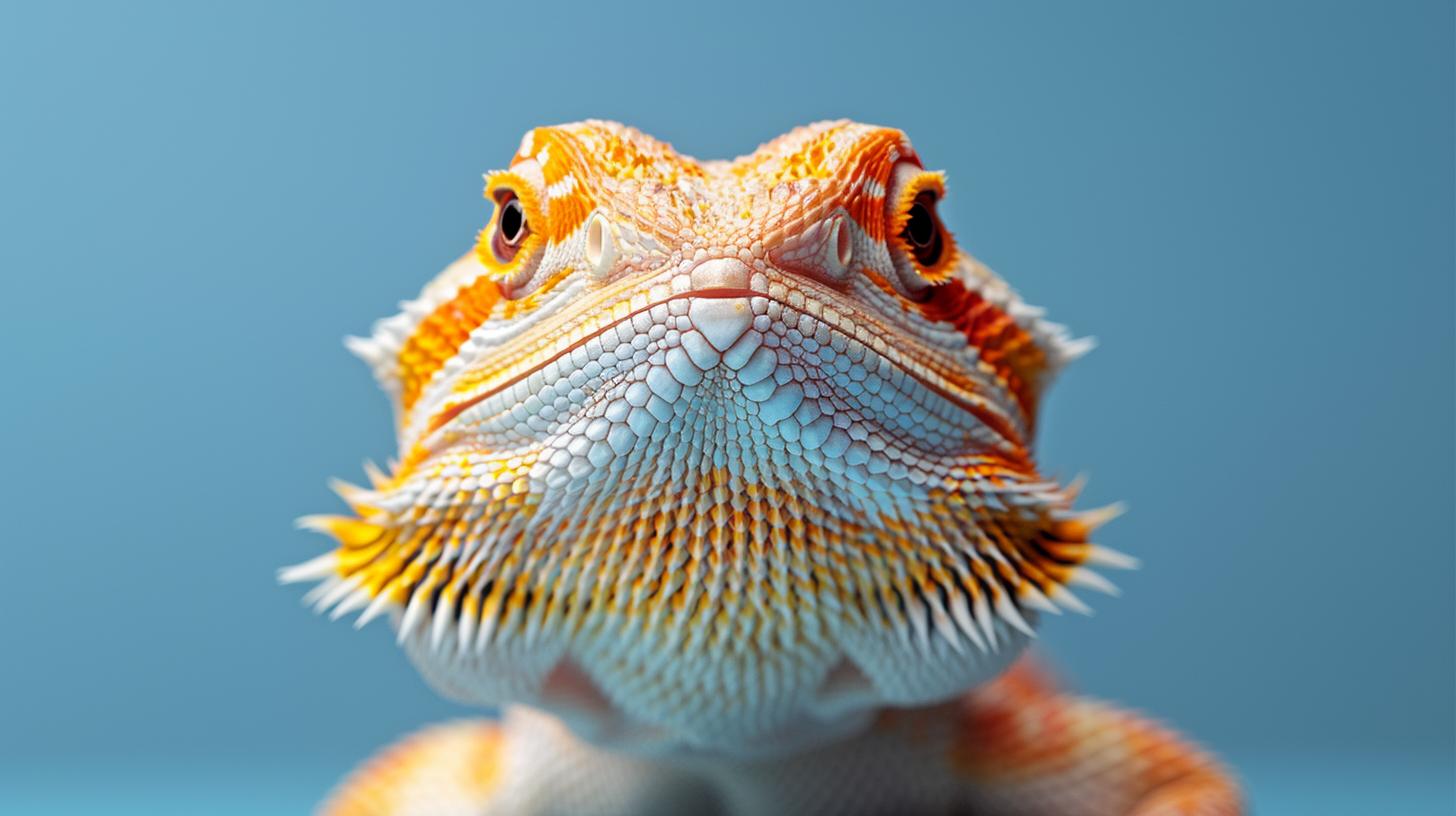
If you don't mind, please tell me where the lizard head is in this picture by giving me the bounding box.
[284,121,1129,756]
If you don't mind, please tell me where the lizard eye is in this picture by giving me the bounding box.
[887,163,958,289]
[476,168,548,291]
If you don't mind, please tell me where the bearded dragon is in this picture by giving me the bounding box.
[282,121,1243,816]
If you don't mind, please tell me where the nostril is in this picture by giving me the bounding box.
[688,257,751,291]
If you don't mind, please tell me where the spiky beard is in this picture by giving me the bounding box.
[283,405,1126,753]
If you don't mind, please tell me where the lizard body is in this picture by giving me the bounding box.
[284,121,1242,815]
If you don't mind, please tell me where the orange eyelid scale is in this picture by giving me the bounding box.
[890,170,959,284]
[476,170,546,276]
[838,129,914,243]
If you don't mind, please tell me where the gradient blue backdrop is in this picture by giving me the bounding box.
[2,1,1451,813]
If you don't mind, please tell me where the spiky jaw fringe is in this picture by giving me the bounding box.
[283,451,1131,757]
[285,251,1128,755]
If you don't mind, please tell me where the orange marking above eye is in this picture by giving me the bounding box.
[839,129,912,242]
[771,125,847,182]
[500,123,711,250]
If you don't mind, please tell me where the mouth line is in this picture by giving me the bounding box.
[426,288,1024,449]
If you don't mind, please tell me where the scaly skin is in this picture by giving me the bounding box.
[283,121,1243,815]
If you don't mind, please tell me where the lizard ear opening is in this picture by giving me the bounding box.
[583,211,617,279]
[887,164,958,290]
[825,215,854,278]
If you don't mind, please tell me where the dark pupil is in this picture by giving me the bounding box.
[905,198,936,247]
[902,192,943,267]
[500,198,526,243]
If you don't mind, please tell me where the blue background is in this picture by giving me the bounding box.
[2,1,1451,813]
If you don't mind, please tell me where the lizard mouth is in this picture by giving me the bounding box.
[423,287,755,434]
[417,280,1028,469]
